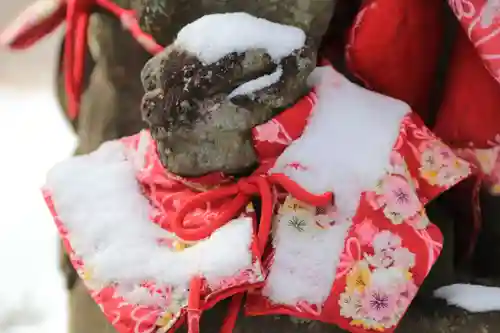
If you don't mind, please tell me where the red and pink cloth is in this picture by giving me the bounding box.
[4,1,500,332]
[42,66,470,333]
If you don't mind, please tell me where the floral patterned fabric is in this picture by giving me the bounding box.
[43,71,471,333]
[455,144,500,195]
[43,136,266,333]
[434,1,500,195]
[44,195,264,333]
[42,91,318,333]
[245,113,471,332]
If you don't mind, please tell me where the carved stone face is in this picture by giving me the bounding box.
[140,43,316,177]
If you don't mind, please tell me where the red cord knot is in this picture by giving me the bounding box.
[173,173,333,333]
[171,173,333,249]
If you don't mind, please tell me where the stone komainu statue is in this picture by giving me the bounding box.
[3,0,500,332]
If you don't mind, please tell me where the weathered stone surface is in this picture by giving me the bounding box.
[134,0,336,176]
[140,41,316,176]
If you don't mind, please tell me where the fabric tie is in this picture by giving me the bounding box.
[171,173,333,333]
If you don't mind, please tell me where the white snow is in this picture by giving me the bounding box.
[434,284,500,312]
[0,4,73,328]
[175,13,305,99]
[175,12,306,65]
[0,88,74,333]
[227,65,283,99]
[45,138,256,305]
[263,66,409,306]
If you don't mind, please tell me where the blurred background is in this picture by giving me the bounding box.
[0,2,76,333]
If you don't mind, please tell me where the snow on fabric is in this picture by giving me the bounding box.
[435,284,500,312]
[44,139,263,333]
[262,66,409,306]
[175,12,306,65]
[41,12,474,332]
[45,142,253,290]
[245,66,471,333]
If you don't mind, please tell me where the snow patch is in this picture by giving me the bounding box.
[0,88,74,333]
[434,284,500,312]
[175,12,306,64]
[45,141,255,303]
[228,65,283,99]
[263,66,410,306]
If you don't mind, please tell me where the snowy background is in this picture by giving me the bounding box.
[0,2,76,332]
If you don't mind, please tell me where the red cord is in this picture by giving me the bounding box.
[171,173,333,243]
[62,0,163,119]
[187,276,203,333]
[219,294,244,333]
[172,173,333,333]
[1,0,164,120]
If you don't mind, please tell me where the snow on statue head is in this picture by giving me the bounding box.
[133,0,336,51]
[140,13,317,177]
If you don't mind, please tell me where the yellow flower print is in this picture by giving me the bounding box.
[350,319,385,331]
[156,311,173,327]
[81,267,93,281]
[420,143,470,186]
[421,169,438,184]
[279,195,315,216]
[246,202,255,213]
[491,183,500,195]
[172,240,196,252]
[475,150,496,173]
[78,265,107,291]
[346,262,371,293]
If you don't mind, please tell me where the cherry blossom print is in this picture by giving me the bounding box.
[45,94,470,333]
[44,132,265,333]
[419,140,470,187]
[374,175,422,225]
[361,286,398,322]
[339,231,418,331]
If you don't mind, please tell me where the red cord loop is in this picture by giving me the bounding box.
[171,173,333,245]
[175,172,333,333]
